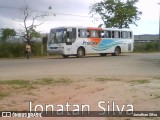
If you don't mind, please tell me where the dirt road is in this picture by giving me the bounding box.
[0,53,160,120]
[0,53,160,79]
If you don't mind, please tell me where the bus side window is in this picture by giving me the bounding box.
[118,32,121,38]
[78,29,80,37]
[112,31,115,38]
[115,31,119,38]
[129,32,132,38]
[90,30,100,38]
[111,31,119,38]
[72,28,76,42]
[108,31,111,38]
[87,30,89,38]
[122,31,128,39]
[98,30,101,38]
[103,31,111,38]
[121,32,125,38]
[78,29,87,38]
[101,31,104,38]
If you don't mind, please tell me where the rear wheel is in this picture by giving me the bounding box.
[100,53,107,56]
[62,55,69,58]
[77,48,85,58]
[112,47,121,56]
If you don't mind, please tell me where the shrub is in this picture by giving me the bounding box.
[31,43,42,56]
[10,44,25,57]
[134,42,159,52]
[0,43,12,57]
[0,43,44,58]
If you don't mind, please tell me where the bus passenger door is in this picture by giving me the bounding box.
[66,28,76,54]
[66,38,72,54]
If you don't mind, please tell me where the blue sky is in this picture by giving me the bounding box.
[0,0,159,35]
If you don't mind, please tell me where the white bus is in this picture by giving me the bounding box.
[47,26,134,58]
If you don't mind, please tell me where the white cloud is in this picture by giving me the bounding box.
[137,0,159,21]
[0,0,159,35]
[0,16,18,29]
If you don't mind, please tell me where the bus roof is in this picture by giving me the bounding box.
[50,26,132,32]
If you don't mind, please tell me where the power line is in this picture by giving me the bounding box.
[0,5,90,18]
[54,12,89,18]
[0,5,20,10]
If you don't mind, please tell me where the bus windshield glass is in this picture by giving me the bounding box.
[48,28,67,44]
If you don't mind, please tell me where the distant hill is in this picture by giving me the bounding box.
[134,34,159,42]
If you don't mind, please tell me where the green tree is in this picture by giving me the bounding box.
[90,0,142,28]
[0,28,16,43]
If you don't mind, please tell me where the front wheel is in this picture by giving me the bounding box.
[112,47,121,56]
[77,48,85,58]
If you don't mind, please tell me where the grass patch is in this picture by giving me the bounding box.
[0,80,30,87]
[34,78,55,85]
[155,95,160,99]
[154,94,160,99]
[0,92,9,99]
[154,93,160,99]
[0,78,72,89]
[153,76,160,80]
[128,80,150,85]
[0,80,35,89]
[95,77,119,82]
[35,78,72,85]
[0,78,72,100]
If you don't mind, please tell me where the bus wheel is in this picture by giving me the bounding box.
[62,55,69,58]
[100,53,107,56]
[112,47,121,56]
[77,48,85,58]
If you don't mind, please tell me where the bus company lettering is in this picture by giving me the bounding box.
[83,41,98,45]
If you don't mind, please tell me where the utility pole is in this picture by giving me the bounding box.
[158,3,160,51]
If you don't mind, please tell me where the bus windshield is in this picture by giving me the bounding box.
[48,28,67,44]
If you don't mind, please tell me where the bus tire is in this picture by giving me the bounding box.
[77,48,85,58]
[112,47,121,56]
[100,53,107,56]
[62,55,69,58]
